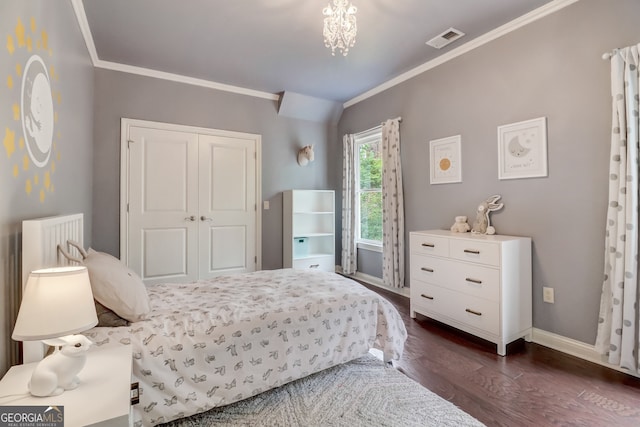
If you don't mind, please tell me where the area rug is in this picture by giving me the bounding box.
[160,354,485,427]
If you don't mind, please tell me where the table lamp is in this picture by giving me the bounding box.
[12,266,98,397]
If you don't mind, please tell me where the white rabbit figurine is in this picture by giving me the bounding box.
[471,195,504,235]
[28,335,93,397]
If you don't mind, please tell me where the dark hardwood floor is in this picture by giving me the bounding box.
[365,283,640,427]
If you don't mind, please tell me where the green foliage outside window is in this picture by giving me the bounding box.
[358,141,383,242]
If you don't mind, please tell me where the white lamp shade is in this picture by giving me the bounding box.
[12,266,98,341]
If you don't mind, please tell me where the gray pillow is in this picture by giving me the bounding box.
[95,300,130,327]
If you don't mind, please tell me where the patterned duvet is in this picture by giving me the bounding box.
[84,269,407,426]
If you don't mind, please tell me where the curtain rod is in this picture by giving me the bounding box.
[355,117,402,136]
[386,116,402,124]
[602,48,619,60]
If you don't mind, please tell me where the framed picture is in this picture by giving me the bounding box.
[497,117,547,180]
[429,135,461,184]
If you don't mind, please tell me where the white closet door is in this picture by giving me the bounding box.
[198,134,256,278]
[123,119,260,284]
[127,126,199,284]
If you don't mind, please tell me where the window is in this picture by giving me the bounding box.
[355,130,383,249]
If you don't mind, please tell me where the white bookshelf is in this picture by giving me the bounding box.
[283,190,335,272]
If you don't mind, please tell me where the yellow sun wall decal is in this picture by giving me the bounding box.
[4,17,59,203]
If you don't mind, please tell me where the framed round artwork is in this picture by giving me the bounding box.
[429,135,462,184]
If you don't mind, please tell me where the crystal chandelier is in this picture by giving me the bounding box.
[323,0,357,56]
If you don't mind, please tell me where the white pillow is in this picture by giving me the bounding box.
[83,249,150,322]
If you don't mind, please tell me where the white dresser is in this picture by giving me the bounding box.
[409,230,532,355]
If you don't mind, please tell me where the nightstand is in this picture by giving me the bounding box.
[0,344,132,426]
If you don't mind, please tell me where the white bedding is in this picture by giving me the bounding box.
[84,269,407,426]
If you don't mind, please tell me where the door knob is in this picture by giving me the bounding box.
[184,215,196,221]
[200,216,213,222]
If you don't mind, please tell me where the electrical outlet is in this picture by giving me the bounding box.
[543,286,554,304]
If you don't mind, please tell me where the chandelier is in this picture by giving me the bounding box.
[323,0,357,56]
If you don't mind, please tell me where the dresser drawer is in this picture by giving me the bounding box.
[448,263,500,302]
[448,291,499,335]
[293,256,334,271]
[410,254,452,285]
[411,280,499,335]
[450,239,500,266]
[411,256,499,302]
[410,280,451,317]
[410,233,449,257]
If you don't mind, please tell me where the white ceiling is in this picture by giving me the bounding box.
[79,0,556,104]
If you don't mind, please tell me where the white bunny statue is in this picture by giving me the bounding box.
[28,335,93,397]
[471,195,504,235]
[297,145,315,166]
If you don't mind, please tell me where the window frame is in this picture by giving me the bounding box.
[354,128,383,252]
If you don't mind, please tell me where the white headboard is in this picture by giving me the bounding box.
[21,213,84,363]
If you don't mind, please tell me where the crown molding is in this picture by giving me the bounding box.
[72,0,580,106]
[95,60,280,101]
[343,0,581,108]
[71,0,99,64]
[71,0,279,101]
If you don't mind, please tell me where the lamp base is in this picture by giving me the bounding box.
[28,335,93,397]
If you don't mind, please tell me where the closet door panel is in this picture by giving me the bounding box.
[209,144,247,211]
[127,126,198,284]
[207,226,247,271]
[143,228,189,279]
[198,134,256,278]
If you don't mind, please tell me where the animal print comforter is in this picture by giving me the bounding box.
[84,269,407,426]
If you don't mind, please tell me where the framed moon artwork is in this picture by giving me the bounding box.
[498,117,548,180]
[429,135,462,184]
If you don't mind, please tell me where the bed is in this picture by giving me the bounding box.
[21,214,407,427]
[86,269,406,426]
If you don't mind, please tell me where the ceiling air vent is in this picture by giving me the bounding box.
[426,27,465,49]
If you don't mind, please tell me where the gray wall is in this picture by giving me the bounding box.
[0,0,94,375]
[357,249,383,279]
[338,0,640,345]
[92,69,340,270]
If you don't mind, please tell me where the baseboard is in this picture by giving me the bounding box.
[335,266,410,298]
[532,328,639,378]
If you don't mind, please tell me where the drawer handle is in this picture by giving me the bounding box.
[465,308,482,316]
[420,294,434,300]
[421,267,434,273]
[465,278,482,284]
[464,249,481,255]
[421,243,435,248]
[309,264,320,268]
